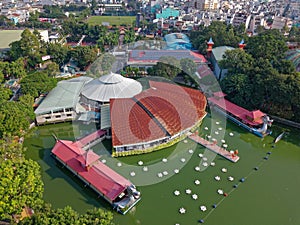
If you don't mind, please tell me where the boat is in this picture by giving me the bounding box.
[274,132,285,143]
[208,92,273,138]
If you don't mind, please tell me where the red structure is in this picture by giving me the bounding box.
[208,91,265,126]
[206,37,214,57]
[238,39,246,49]
[51,139,141,213]
[110,81,207,153]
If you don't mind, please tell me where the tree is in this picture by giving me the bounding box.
[246,30,288,67]
[189,21,245,54]
[88,53,116,77]
[9,29,43,68]
[0,158,44,221]
[180,58,197,76]
[20,206,114,225]
[21,71,57,97]
[219,48,254,75]
[70,46,98,70]
[46,43,70,66]
[148,56,181,80]
[0,100,35,137]
[46,62,60,77]
[0,86,12,103]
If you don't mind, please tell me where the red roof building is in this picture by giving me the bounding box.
[127,50,207,67]
[51,139,133,203]
[110,81,207,153]
[208,92,265,126]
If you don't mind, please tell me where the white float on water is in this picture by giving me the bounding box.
[157,173,163,178]
[217,189,224,195]
[174,169,180,174]
[204,127,209,130]
[229,132,234,136]
[195,166,200,171]
[214,176,221,181]
[181,158,186,163]
[195,180,201,185]
[117,162,122,167]
[163,171,168,176]
[143,166,148,172]
[179,207,186,214]
[216,121,220,125]
[130,171,136,177]
[202,162,208,167]
[162,158,168,163]
[210,162,216,166]
[228,176,234,181]
[101,159,106,164]
[188,149,194,154]
[221,168,227,173]
[185,189,192,194]
[192,194,198,200]
[138,161,143,166]
[215,131,219,135]
[198,153,203,158]
[218,127,223,130]
[174,190,180,196]
[221,139,226,143]
[200,205,207,211]
[203,157,207,161]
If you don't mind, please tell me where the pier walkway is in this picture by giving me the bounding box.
[188,133,240,163]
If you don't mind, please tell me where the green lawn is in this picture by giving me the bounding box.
[0,30,23,49]
[86,16,135,26]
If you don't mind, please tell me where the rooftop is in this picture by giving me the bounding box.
[110,81,207,147]
[52,139,132,202]
[81,72,142,103]
[35,76,93,115]
[212,46,235,62]
[128,50,207,64]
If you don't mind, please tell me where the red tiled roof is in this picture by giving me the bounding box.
[208,95,265,126]
[110,81,207,147]
[213,91,227,98]
[246,110,265,121]
[197,64,214,78]
[75,130,106,148]
[52,140,131,202]
[110,98,167,147]
[79,150,100,167]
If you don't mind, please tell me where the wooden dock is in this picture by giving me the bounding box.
[188,133,240,163]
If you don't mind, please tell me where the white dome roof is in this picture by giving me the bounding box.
[81,72,142,102]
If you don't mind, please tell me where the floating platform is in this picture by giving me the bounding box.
[188,134,240,163]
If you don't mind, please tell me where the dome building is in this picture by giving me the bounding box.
[35,72,142,126]
[80,72,142,111]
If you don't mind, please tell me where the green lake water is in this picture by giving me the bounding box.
[24,115,300,225]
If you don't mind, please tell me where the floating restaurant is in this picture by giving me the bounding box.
[208,92,273,137]
[51,131,141,214]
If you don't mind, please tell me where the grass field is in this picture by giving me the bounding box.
[86,16,135,26]
[0,30,23,49]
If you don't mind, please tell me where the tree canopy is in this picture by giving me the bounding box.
[21,71,57,97]
[189,21,246,54]
[0,139,44,221]
[20,206,114,225]
[219,29,300,122]
[147,56,181,80]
